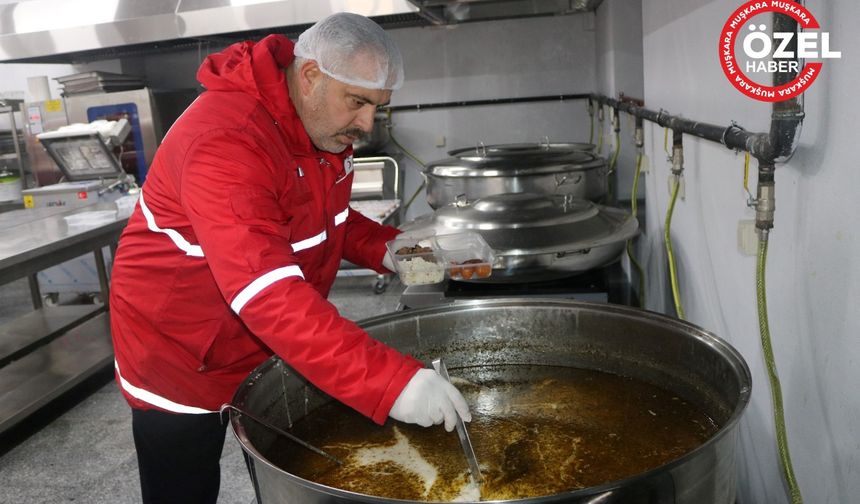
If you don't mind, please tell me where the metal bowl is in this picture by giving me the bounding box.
[229,299,751,504]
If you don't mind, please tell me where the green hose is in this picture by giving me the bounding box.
[664,175,685,320]
[756,232,804,504]
[589,110,595,145]
[389,131,426,169]
[607,131,621,202]
[626,151,646,308]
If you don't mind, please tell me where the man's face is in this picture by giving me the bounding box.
[302,73,392,154]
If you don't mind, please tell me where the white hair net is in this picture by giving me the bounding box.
[294,12,404,90]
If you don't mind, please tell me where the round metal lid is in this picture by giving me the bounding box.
[447,141,595,158]
[426,150,605,178]
[422,193,639,256]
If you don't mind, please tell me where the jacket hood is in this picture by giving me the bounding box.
[197,35,318,155]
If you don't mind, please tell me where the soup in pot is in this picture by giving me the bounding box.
[265,365,718,502]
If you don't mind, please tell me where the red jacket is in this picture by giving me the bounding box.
[110,35,421,423]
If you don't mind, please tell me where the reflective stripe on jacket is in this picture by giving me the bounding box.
[109,35,419,423]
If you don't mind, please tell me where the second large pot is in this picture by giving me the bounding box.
[424,149,607,209]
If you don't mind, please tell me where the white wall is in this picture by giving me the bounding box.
[640,1,856,502]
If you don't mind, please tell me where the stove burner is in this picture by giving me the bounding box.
[398,263,635,310]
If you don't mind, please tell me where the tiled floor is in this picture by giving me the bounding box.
[0,274,405,504]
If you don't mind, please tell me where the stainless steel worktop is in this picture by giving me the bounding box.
[0,203,127,285]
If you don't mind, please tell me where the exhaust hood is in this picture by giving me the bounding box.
[0,0,602,64]
[407,0,604,25]
[0,0,421,63]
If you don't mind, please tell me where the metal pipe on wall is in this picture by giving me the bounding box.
[591,6,804,164]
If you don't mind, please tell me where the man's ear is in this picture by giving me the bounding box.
[297,60,324,97]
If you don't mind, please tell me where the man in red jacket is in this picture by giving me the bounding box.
[110,12,469,503]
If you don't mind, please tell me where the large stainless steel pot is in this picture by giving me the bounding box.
[229,299,751,504]
[425,149,607,210]
[402,193,639,283]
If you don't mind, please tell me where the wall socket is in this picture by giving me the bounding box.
[638,153,650,174]
[737,219,758,256]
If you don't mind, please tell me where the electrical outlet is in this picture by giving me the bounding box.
[667,174,685,199]
[737,219,758,256]
[435,135,446,148]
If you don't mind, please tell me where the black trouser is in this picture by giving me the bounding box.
[132,408,227,504]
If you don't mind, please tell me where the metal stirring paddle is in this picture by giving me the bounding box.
[220,404,344,466]
[431,358,483,485]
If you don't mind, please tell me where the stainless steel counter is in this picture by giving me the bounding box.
[0,203,127,436]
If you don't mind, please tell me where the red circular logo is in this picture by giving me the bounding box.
[719,1,824,102]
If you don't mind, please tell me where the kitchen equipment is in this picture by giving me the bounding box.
[337,156,403,294]
[432,358,483,485]
[401,192,638,283]
[0,99,26,200]
[64,87,198,184]
[228,298,751,503]
[55,71,146,96]
[219,404,344,466]
[22,96,69,186]
[0,165,22,203]
[424,148,606,209]
[20,119,134,298]
[23,119,134,210]
[397,262,631,310]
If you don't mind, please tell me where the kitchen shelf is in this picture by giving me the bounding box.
[0,313,113,435]
[0,304,104,367]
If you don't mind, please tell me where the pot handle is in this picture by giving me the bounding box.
[540,136,551,150]
[475,141,487,157]
[555,173,583,187]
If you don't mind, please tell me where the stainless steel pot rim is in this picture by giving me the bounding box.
[425,152,605,178]
[447,142,597,158]
[230,298,752,504]
[411,194,640,256]
[433,194,599,229]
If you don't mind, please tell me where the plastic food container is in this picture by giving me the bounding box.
[64,210,118,233]
[386,234,444,286]
[386,231,495,285]
[435,232,495,281]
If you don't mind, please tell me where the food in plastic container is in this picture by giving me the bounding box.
[386,235,445,286]
[435,232,495,281]
[397,256,445,285]
[387,231,495,284]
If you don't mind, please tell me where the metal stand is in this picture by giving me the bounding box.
[0,202,126,436]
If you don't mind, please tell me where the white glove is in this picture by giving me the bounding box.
[382,250,396,273]
[389,369,472,432]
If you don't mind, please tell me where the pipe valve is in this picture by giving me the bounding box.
[755,161,775,232]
